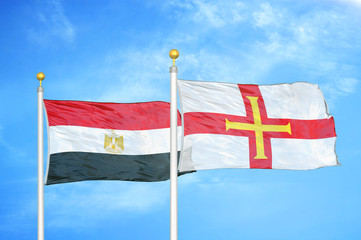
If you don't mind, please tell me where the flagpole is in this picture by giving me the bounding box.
[37,72,45,240]
[169,49,179,240]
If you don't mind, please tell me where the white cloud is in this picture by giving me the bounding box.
[333,0,361,7]
[253,2,283,28]
[192,0,245,27]
[243,3,361,89]
[164,0,246,28]
[27,0,75,45]
[319,77,359,108]
[337,78,358,93]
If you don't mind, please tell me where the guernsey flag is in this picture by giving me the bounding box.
[44,100,182,185]
[177,79,339,171]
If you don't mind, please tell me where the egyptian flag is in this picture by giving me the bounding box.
[44,100,182,185]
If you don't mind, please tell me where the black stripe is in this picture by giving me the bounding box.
[46,152,192,185]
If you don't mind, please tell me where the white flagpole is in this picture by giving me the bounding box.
[169,49,179,240]
[37,72,45,240]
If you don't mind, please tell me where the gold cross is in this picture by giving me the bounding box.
[226,96,291,159]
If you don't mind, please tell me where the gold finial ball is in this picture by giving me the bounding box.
[169,49,179,60]
[36,72,45,81]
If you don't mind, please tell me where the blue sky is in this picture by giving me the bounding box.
[1,0,361,239]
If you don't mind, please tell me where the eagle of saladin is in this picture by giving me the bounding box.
[104,130,124,154]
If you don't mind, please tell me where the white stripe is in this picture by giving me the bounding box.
[259,83,330,119]
[179,134,250,171]
[271,137,338,170]
[49,125,182,155]
[178,80,329,119]
[178,79,246,116]
[179,135,338,171]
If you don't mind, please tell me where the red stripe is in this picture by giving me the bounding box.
[184,112,336,139]
[44,100,181,130]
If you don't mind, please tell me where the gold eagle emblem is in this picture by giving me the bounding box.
[104,130,124,154]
